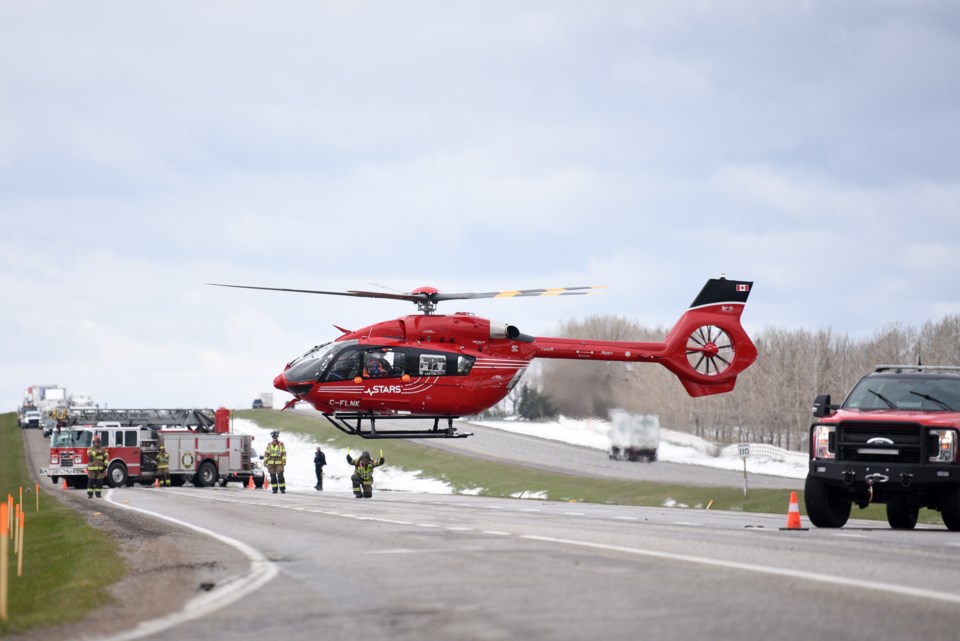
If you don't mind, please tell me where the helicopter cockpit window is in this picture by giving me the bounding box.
[419,354,448,376]
[286,341,356,384]
[324,348,361,381]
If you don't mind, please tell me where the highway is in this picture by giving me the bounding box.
[19,429,960,641]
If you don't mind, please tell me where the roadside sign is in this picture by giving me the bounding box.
[738,443,750,458]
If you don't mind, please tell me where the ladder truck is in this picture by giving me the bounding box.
[41,408,259,489]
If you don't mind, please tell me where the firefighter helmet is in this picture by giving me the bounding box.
[360,450,371,460]
[271,431,280,438]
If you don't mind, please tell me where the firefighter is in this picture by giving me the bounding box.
[314,446,326,491]
[264,430,287,494]
[86,435,109,498]
[156,444,171,487]
[347,449,385,498]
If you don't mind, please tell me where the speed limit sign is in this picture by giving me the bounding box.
[738,443,750,458]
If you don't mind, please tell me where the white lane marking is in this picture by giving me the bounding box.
[482,530,511,536]
[832,533,869,539]
[521,534,960,605]
[447,527,475,532]
[613,516,639,521]
[415,523,440,528]
[563,512,585,516]
[103,490,279,641]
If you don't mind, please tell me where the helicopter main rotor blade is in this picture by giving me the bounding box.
[433,286,606,302]
[206,283,425,303]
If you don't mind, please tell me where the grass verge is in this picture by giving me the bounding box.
[0,413,124,636]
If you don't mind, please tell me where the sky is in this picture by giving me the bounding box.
[3,2,959,410]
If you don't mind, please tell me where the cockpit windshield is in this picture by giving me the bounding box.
[844,375,960,412]
[285,340,359,384]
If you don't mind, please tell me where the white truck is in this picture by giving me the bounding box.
[608,410,660,462]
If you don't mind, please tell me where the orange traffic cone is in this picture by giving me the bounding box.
[246,475,254,490]
[61,478,68,490]
[263,475,270,490]
[780,491,807,531]
[153,478,160,488]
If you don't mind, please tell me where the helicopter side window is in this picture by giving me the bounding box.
[362,348,407,378]
[419,354,448,376]
[457,355,475,375]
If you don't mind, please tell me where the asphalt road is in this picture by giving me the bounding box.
[94,486,960,641]
[19,424,960,641]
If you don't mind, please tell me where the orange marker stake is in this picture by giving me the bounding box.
[18,512,24,578]
[1,502,8,621]
[36,483,39,512]
[6,495,11,541]
[13,504,19,555]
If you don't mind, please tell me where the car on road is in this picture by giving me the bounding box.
[22,410,42,429]
[41,417,58,437]
[252,398,264,409]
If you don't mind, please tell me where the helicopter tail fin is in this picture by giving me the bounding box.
[658,278,757,397]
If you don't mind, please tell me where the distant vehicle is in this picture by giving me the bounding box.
[252,399,264,409]
[41,417,58,437]
[806,365,960,531]
[608,410,660,462]
[22,410,42,429]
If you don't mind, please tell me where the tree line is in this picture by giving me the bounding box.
[509,313,960,452]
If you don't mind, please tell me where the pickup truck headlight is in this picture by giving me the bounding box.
[812,424,836,459]
[929,429,957,463]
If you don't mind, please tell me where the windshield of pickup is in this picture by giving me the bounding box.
[844,374,960,412]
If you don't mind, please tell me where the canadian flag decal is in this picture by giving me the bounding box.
[736,284,749,292]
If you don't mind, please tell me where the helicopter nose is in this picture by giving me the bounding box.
[273,373,286,391]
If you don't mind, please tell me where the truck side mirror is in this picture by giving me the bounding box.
[812,394,835,418]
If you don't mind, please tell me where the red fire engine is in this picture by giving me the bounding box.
[41,408,259,489]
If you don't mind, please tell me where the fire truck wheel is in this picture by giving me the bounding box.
[106,462,128,488]
[196,461,218,488]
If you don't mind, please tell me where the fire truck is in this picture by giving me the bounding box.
[41,408,259,489]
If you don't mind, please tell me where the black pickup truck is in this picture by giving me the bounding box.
[805,365,960,530]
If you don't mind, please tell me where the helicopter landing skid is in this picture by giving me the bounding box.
[322,412,473,439]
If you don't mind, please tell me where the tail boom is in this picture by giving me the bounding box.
[531,278,757,397]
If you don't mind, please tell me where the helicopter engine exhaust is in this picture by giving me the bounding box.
[489,321,535,343]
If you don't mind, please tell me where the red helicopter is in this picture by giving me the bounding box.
[210,277,757,439]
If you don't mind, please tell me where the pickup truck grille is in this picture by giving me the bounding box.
[837,422,924,464]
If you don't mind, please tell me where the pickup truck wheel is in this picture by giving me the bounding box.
[886,502,919,529]
[804,475,851,528]
[196,461,218,488]
[939,486,960,531]
[106,462,128,488]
